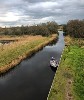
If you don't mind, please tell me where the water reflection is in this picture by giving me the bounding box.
[0,38,57,77]
[50,65,57,72]
[0,31,65,100]
[0,40,17,44]
[48,38,58,46]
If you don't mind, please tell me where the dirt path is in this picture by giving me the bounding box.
[65,79,73,100]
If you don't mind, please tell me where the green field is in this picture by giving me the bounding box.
[48,37,84,100]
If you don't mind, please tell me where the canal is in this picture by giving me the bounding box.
[0,31,65,100]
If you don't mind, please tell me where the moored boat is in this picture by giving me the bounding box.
[50,57,58,68]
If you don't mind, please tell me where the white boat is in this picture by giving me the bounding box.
[50,60,58,68]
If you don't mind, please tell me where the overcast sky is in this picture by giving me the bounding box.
[0,0,84,27]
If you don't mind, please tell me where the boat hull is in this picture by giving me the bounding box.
[50,60,58,68]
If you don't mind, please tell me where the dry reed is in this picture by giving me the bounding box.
[0,35,57,74]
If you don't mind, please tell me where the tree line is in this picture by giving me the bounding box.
[0,21,58,36]
[63,19,84,38]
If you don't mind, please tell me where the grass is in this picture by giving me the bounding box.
[48,36,84,100]
[0,34,57,74]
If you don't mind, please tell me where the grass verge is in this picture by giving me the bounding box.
[48,36,84,100]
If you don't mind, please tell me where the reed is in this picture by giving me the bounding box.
[0,34,57,74]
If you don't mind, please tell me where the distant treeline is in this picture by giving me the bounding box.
[63,19,84,38]
[0,21,58,36]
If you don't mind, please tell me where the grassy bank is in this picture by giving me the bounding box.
[48,36,84,100]
[0,34,57,74]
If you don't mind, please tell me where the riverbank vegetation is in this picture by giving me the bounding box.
[0,34,57,74]
[63,19,84,38]
[48,36,84,100]
[0,21,58,74]
[48,19,84,100]
[0,21,58,36]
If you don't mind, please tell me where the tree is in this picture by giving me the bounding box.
[0,21,58,36]
[47,21,58,34]
[66,20,84,38]
[4,26,9,35]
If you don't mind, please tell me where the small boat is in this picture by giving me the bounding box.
[50,57,58,68]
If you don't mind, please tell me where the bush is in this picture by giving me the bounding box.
[0,21,58,36]
[64,19,84,38]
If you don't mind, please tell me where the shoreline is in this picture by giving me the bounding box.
[0,35,57,75]
[47,36,84,100]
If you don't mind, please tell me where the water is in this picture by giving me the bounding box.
[0,31,65,100]
[0,40,16,44]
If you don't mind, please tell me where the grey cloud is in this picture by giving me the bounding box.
[23,0,56,3]
[0,0,84,27]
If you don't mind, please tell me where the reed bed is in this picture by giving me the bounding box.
[0,34,57,74]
